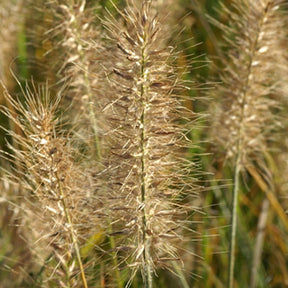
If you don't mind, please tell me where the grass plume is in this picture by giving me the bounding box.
[43,0,105,159]
[1,81,92,287]
[210,0,288,287]
[99,2,201,286]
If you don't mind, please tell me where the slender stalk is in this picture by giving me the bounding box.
[228,160,241,288]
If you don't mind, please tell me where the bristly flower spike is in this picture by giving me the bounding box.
[101,1,201,286]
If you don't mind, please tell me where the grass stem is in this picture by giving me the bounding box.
[228,159,241,288]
